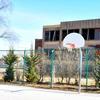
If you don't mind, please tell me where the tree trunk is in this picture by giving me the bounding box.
[68,77,71,85]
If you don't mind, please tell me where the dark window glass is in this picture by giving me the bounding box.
[44,31,49,41]
[89,29,95,40]
[55,30,60,41]
[62,30,67,40]
[82,29,88,40]
[50,31,54,41]
[68,29,79,34]
[95,29,100,40]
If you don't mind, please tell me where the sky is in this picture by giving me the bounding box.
[0,0,100,50]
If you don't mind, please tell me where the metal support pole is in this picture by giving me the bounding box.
[23,50,26,82]
[50,49,55,88]
[79,48,82,93]
[85,48,89,90]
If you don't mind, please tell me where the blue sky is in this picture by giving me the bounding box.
[0,0,100,50]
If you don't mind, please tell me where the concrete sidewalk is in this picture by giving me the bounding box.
[0,84,100,100]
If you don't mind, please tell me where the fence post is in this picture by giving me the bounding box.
[50,49,55,88]
[23,50,26,82]
[85,48,89,91]
[79,48,82,93]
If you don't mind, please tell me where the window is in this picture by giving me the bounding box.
[68,29,79,34]
[82,29,88,40]
[49,30,60,41]
[44,31,49,41]
[50,31,54,41]
[55,30,60,41]
[62,30,67,40]
[95,29,100,40]
[89,29,95,40]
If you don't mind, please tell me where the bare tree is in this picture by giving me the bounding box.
[0,0,18,43]
[0,0,10,10]
[0,0,11,26]
[55,49,79,84]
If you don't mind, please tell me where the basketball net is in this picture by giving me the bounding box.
[65,43,75,51]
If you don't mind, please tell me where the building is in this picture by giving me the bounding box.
[35,39,43,50]
[43,19,100,49]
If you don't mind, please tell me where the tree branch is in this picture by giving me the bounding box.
[0,0,10,10]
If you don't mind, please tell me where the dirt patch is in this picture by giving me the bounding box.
[23,83,100,93]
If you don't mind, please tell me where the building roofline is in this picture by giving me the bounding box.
[35,39,43,40]
[43,24,60,28]
[61,18,100,23]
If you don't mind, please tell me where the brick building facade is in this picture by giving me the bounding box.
[43,19,100,49]
[35,39,43,50]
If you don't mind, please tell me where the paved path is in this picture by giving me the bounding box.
[0,85,100,100]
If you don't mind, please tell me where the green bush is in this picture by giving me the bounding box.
[24,54,40,83]
[4,66,14,82]
[3,49,17,82]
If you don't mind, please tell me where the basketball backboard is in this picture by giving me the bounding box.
[63,33,85,48]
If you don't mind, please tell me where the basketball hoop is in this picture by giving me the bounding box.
[63,33,85,49]
[62,32,85,93]
[65,43,75,51]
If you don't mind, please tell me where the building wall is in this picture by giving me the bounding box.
[43,19,100,49]
[61,19,100,29]
[35,39,43,50]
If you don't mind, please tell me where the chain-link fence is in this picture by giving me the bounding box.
[0,48,100,92]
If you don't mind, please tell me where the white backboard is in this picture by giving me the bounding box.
[63,33,85,48]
